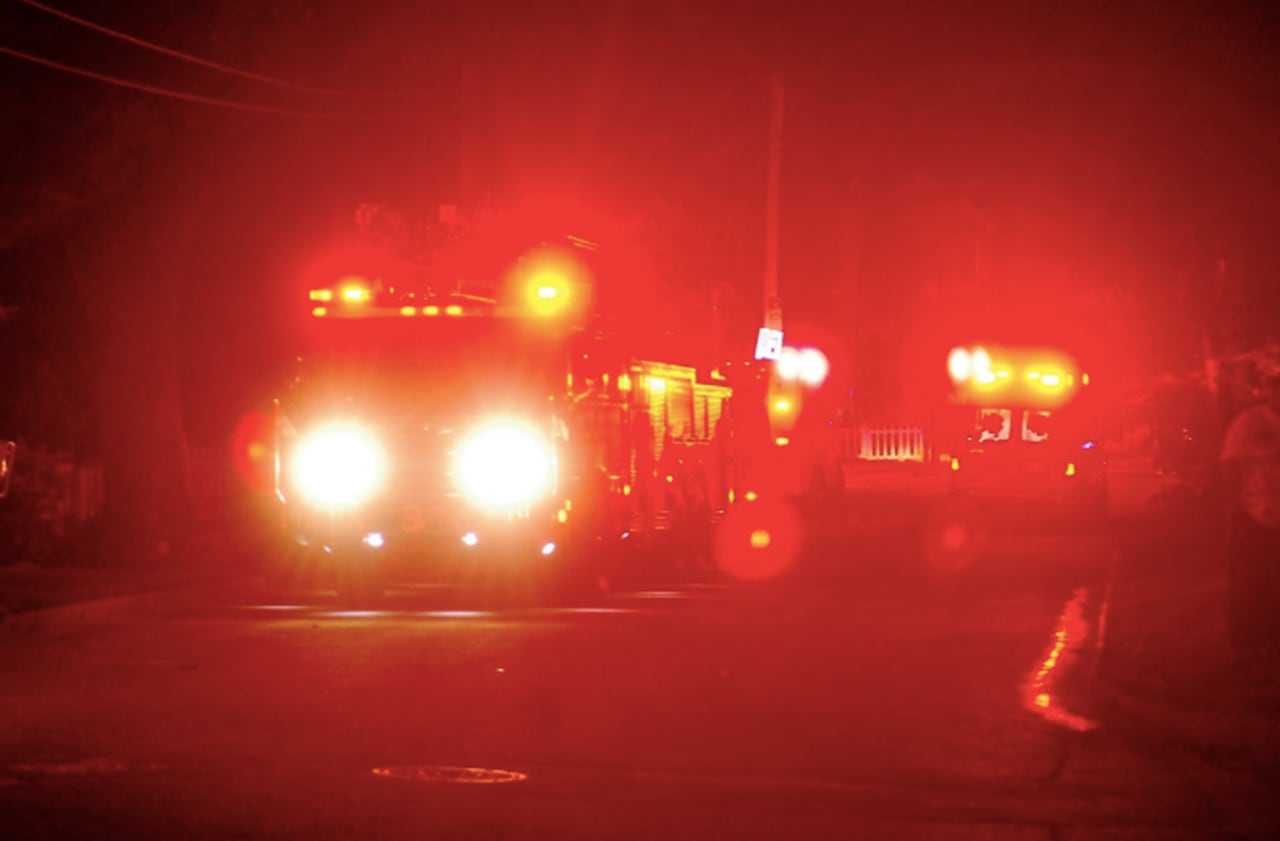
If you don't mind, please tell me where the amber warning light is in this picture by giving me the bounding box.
[947,345,1085,406]
[306,244,595,321]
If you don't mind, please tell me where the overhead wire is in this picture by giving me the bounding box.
[13,0,401,97]
[0,45,357,118]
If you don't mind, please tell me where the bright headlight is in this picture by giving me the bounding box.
[456,421,553,509]
[292,425,384,508]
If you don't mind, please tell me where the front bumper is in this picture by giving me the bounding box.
[951,457,1105,503]
[287,493,571,572]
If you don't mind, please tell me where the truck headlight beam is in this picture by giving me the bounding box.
[293,425,384,509]
[456,421,554,510]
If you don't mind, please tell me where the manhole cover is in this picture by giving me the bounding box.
[372,765,527,784]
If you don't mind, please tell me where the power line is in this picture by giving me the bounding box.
[14,0,400,97]
[0,45,356,118]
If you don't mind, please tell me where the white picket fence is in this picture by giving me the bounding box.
[840,424,928,463]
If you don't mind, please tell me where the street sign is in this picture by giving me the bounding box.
[755,327,783,360]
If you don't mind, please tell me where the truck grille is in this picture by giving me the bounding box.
[382,425,459,500]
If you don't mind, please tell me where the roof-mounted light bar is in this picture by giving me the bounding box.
[947,345,1085,406]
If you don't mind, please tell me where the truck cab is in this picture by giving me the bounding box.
[266,244,733,604]
[942,345,1107,518]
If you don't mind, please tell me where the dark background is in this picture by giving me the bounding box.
[2,0,1278,533]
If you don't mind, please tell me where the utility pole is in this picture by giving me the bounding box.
[458,59,481,213]
[764,76,785,333]
[973,219,995,301]
[973,226,989,299]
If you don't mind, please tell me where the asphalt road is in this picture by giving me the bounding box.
[0,490,1245,840]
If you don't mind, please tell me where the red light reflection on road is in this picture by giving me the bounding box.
[372,765,527,784]
[941,524,967,551]
[715,498,803,581]
[923,502,989,579]
[1023,587,1097,732]
[7,757,166,777]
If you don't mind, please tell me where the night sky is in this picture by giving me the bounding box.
[3,0,1279,450]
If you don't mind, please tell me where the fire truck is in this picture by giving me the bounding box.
[265,238,734,604]
[941,344,1108,515]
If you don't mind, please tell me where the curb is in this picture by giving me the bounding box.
[0,574,260,639]
[1093,674,1280,766]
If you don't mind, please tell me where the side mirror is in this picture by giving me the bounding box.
[0,440,15,499]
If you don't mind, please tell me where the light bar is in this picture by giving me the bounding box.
[308,304,496,319]
[948,348,972,383]
[948,345,1082,408]
[304,285,593,320]
[971,348,992,378]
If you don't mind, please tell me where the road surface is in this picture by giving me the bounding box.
[0,491,1246,839]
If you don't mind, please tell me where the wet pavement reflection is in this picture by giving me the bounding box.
[1023,586,1098,732]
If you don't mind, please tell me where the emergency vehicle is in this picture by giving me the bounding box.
[727,345,842,499]
[941,344,1107,514]
[266,238,733,604]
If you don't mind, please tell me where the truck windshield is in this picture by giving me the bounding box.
[973,407,1093,446]
[294,316,569,412]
